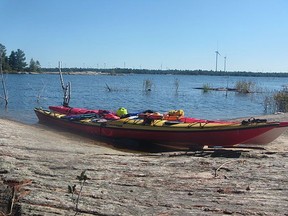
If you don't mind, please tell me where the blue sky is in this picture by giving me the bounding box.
[1,0,287,72]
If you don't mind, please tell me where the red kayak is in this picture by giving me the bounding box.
[34,107,288,149]
[49,106,120,120]
[49,105,100,115]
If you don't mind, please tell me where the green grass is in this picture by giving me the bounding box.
[202,83,211,93]
[274,90,288,112]
[264,86,288,113]
[235,80,255,93]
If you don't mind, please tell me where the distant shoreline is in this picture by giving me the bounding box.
[3,69,288,77]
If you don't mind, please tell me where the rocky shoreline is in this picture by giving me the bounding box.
[1,116,288,215]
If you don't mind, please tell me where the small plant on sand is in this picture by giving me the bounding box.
[235,80,255,93]
[0,179,32,216]
[68,170,89,215]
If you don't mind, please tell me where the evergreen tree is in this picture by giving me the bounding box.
[35,60,41,72]
[8,51,17,71]
[0,43,10,71]
[15,49,27,71]
[29,58,37,71]
[29,58,41,72]
[8,49,27,71]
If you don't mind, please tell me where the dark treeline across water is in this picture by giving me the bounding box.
[39,68,288,77]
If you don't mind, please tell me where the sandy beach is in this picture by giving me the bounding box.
[1,114,288,215]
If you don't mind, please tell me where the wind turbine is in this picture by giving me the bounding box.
[224,56,227,72]
[215,50,221,72]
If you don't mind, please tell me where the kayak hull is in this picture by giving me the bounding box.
[34,108,288,149]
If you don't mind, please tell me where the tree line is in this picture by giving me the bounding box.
[42,67,288,77]
[0,43,41,73]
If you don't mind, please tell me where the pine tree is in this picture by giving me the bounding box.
[35,60,41,72]
[8,51,17,71]
[15,49,27,71]
[9,49,28,71]
[29,58,37,72]
[29,58,41,72]
[0,43,10,71]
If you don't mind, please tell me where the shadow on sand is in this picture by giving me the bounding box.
[36,122,264,158]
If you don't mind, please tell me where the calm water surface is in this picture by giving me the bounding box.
[1,73,288,124]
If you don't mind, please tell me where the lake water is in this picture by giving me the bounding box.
[0,73,288,124]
